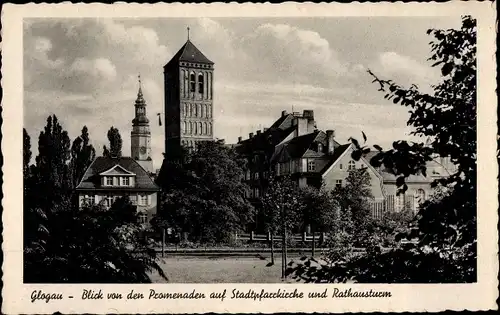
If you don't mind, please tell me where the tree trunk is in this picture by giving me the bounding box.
[284,224,288,278]
[270,232,275,265]
[161,228,166,258]
[311,228,315,258]
[283,205,288,279]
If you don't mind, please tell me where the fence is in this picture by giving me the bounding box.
[235,231,326,243]
[370,195,417,219]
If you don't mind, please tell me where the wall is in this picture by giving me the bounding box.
[321,146,384,200]
[78,191,158,223]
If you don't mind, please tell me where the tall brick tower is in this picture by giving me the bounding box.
[163,29,214,159]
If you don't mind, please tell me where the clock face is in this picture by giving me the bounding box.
[140,146,147,154]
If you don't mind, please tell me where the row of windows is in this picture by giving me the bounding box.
[182,103,212,118]
[181,121,212,136]
[181,70,213,99]
[103,176,132,187]
[181,139,203,149]
[180,62,211,69]
[244,171,269,181]
[339,160,356,171]
[82,194,151,207]
[245,188,261,199]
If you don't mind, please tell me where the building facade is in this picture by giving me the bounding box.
[235,109,455,221]
[163,38,215,159]
[75,157,160,225]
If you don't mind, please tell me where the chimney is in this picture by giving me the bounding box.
[281,110,288,117]
[326,130,335,155]
[303,110,314,120]
[249,132,254,139]
[238,136,242,143]
[256,130,261,135]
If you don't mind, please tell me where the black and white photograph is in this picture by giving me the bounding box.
[2,2,498,314]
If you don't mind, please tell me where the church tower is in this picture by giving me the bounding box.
[131,76,153,173]
[163,29,214,159]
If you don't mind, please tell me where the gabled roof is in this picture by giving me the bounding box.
[164,40,213,68]
[280,131,321,159]
[76,156,159,191]
[99,164,136,176]
[319,143,352,175]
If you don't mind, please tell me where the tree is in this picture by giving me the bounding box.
[33,115,73,211]
[70,126,96,188]
[298,185,337,257]
[331,168,374,241]
[155,140,255,244]
[104,126,122,158]
[24,196,167,283]
[23,128,32,176]
[261,174,301,274]
[288,16,477,283]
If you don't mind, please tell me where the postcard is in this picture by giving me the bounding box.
[2,2,498,313]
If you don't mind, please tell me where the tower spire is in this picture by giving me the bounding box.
[187,26,190,41]
[137,74,143,96]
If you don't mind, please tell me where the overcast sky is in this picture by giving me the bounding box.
[23,17,461,169]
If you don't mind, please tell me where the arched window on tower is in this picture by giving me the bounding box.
[188,121,192,134]
[182,121,186,134]
[198,73,204,95]
[190,72,196,93]
[184,73,189,98]
[198,122,202,135]
[209,122,212,135]
[192,103,197,117]
[207,105,211,118]
[203,122,207,135]
[201,104,205,118]
[194,122,198,135]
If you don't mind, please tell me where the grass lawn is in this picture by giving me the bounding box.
[149,255,301,283]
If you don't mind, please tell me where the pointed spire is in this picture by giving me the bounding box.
[187,26,190,41]
[137,74,143,96]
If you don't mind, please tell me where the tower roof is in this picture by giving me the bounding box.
[164,39,214,68]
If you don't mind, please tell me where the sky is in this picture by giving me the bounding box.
[23,17,461,169]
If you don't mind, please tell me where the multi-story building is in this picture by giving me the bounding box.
[235,109,455,222]
[75,80,160,226]
[163,37,215,159]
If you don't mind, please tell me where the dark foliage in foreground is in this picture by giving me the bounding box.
[288,15,477,283]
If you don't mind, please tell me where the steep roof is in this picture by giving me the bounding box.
[363,151,450,183]
[75,156,159,191]
[319,143,352,174]
[164,40,213,68]
[281,131,321,159]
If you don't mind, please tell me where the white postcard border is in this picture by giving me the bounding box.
[2,2,498,314]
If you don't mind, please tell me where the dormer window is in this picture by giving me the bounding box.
[100,165,136,187]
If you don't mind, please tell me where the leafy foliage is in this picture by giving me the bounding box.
[70,126,96,188]
[155,140,255,244]
[289,16,477,283]
[24,197,167,283]
[261,175,302,236]
[103,126,123,158]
